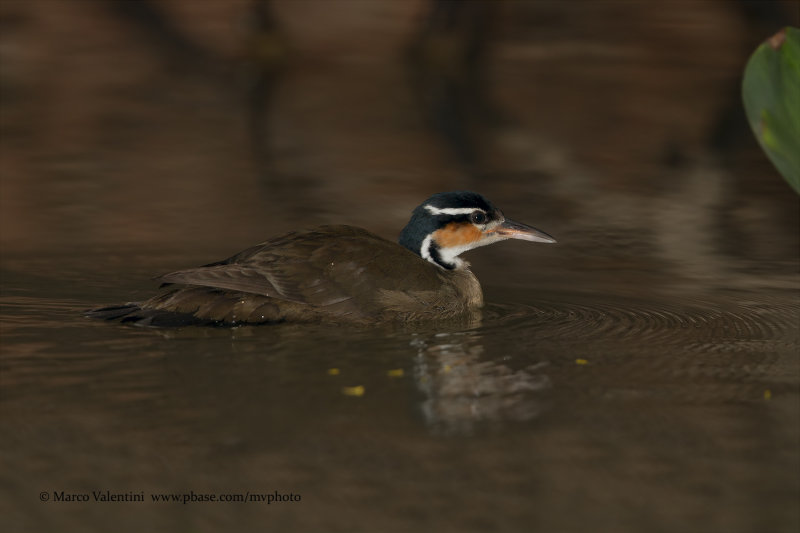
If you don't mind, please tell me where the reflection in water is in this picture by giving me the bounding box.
[411,330,550,434]
[407,0,498,174]
[105,0,214,70]
[244,0,289,171]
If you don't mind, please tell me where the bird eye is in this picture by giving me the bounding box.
[470,211,487,224]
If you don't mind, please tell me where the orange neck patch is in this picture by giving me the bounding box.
[432,222,483,248]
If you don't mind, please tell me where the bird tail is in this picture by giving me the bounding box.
[85,303,204,327]
[85,303,142,321]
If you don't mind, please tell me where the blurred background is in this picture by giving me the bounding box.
[1,0,797,263]
[1,1,798,532]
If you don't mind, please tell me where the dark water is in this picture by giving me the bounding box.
[1,2,799,532]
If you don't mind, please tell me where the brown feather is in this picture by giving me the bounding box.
[122,225,483,325]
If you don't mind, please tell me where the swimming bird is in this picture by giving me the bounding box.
[88,191,555,326]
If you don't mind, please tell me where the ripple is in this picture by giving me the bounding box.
[482,293,798,348]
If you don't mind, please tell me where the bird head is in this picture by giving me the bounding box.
[398,191,556,270]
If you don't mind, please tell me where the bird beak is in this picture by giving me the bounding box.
[489,219,557,243]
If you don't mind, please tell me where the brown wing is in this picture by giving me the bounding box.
[153,225,446,315]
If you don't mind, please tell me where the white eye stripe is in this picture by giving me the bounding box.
[424,205,486,216]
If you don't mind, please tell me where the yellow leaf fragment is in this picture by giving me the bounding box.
[575,358,588,365]
[342,385,365,397]
[387,369,404,378]
[766,28,786,50]
[764,389,772,401]
[327,368,340,376]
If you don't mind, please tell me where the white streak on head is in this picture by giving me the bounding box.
[424,205,486,217]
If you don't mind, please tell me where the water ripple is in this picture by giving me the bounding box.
[482,294,798,347]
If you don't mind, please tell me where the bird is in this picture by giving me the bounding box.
[87,191,556,326]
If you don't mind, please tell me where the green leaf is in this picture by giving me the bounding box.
[742,27,800,194]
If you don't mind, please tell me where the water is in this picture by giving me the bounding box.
[1,2,799,532]
[3,266,797,531]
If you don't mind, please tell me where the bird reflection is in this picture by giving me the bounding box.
[411,331,550,434]
[244,0,289,172]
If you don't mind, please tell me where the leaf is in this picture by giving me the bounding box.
[742,27,800,194]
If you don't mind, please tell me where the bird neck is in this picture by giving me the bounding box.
[399,216,464,270]
[420,235,467,270]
